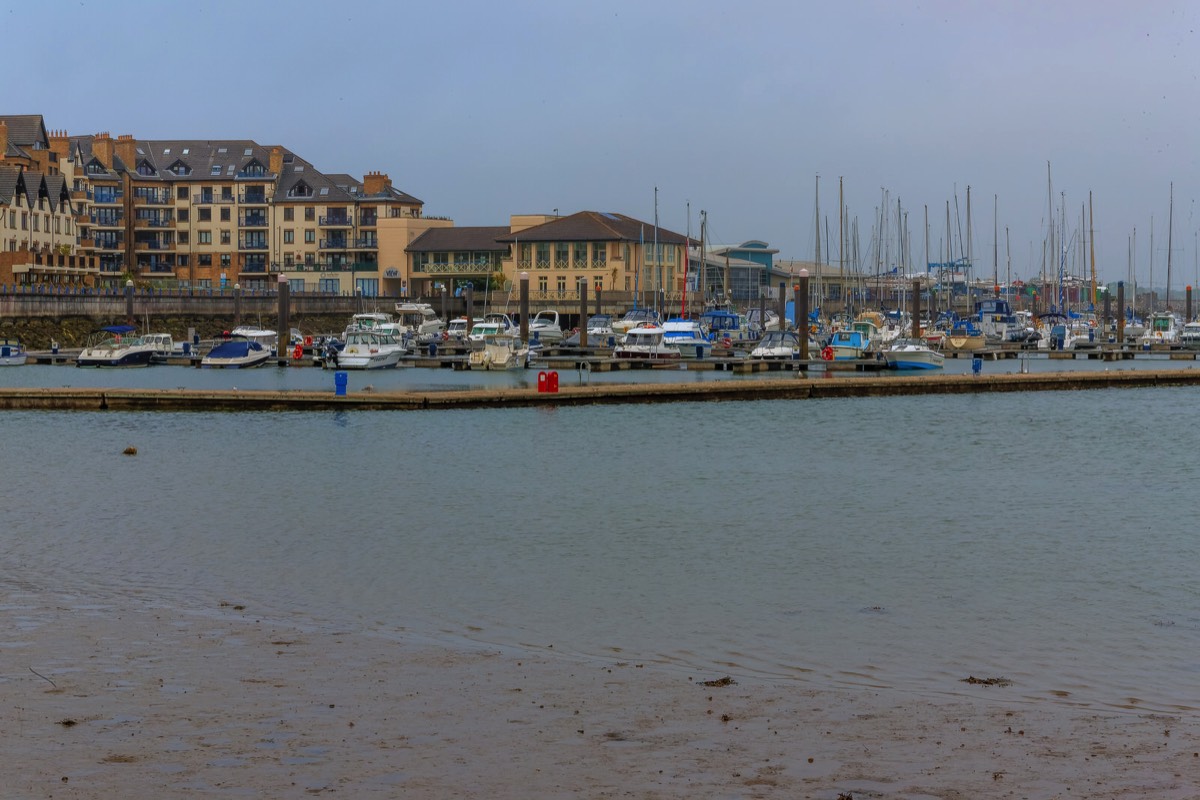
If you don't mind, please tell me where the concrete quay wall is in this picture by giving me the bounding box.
[1,369,1199,412]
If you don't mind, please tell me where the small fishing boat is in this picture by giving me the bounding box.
[883,339,945,370]
[76,325,158,367]
[826,329,870,360]
[0,337,28,366]
[467,334,530,370]
[613,324,681,360]
[330,329,406,369]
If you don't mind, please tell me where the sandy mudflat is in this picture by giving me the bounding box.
[3,591,1199,799]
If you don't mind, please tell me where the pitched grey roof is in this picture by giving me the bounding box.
[327,172,423,205]
[407,226,511,253]
[0,166,20,203]
[0,114,49,159]
[495,211,687,244]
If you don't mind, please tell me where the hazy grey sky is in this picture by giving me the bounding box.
[7,0,1199,284]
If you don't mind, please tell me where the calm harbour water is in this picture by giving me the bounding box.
[3,362,1199,714]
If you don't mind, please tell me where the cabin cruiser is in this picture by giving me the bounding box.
[748,329,803,360]
[661,318,713,358]
[612,307,661,335]
[613,324,681,360]
[467,334,530,370]
[393,303,445,341]
[1138,312,1180,347]
[528,310,565,344]
[76,325,158,367]
[329,329,406,369]
[746,307,781,337]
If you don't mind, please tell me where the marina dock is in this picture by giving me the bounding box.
[4,368,1200,412]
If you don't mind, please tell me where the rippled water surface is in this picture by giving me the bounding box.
[3,366,1199,713]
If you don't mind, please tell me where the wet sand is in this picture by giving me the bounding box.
[4,590,1198,799]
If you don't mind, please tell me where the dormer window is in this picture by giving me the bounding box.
[240,159,265,177]
[168,159,191,176]
[136,160,156,177]
[85,159,107,176]
[288,181,313,198]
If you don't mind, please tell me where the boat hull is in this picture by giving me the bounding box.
[76,350,155,368]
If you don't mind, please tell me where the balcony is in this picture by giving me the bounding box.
[192,194,236,204]
[319,215,352,227]
[319,238,348,250]
[239,193,268,205]
[134,193,172,206]
[238,240,269,251]
[89,215,123,229]
[70,189,90,201]
[360,214,378,227]
[353,237,378,249]
[92,239,124,251]
[91,191,123,205]
[239,214,268,228]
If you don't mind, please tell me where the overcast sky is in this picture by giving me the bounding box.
[7,0,1200,285]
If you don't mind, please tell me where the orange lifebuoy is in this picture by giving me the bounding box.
[821,346,834,361]
[442,331,450,342]
[292,344,303,360]
[304,335,313,346]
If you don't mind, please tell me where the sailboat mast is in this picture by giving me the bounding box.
[993,194,999,295]
[1166,182,1174,312]
[653,187,660,314]
[814,175,822,317]
[1089,191,1096,311]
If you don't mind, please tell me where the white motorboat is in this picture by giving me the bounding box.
[229,326,279,356]
[748,329,802,360]
[329,329,406,369]
[467,334,530,370]
[662,318,713,358]
[393,303,445,341]
[883,339,945,370]
[201,335,272,368]
[1181,321,1200,349]
[612,307,661,335]
[528,310,565,344]
[0,337,28,366]
[446,317,471,341]
[613,323,681,360]
[76,325,158,367]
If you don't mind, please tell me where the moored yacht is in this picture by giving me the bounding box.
[613,324,681,360]
[76,325,158,367]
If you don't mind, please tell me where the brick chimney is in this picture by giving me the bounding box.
[363,170,391,196]
[0,121,8,163]
[114,134,137,170]
[48,129,70,161]
[92,132,114,169]
[270,146,283,176]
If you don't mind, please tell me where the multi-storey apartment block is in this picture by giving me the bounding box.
[53,128,423,293]
[0,116,96,284]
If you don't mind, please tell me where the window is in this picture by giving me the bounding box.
[178,232,189,244]
[220,207,230,221]
[198,208,211,222]
[284,207,294,221]
[594,275,604,291]
[177,255,189,266]
[304,207,314,221]
[198,231,212,244]
[555,242,569,266]
[211,166,222,175]
[177,209,189,222]
[220,230,230,245]
[220,254,231,267]
[283,230,294,244]
[304,229,315,244]
[199,254,212,266]
[177,186,187,200]
[538,275,547,292]
[557,275,566,293]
